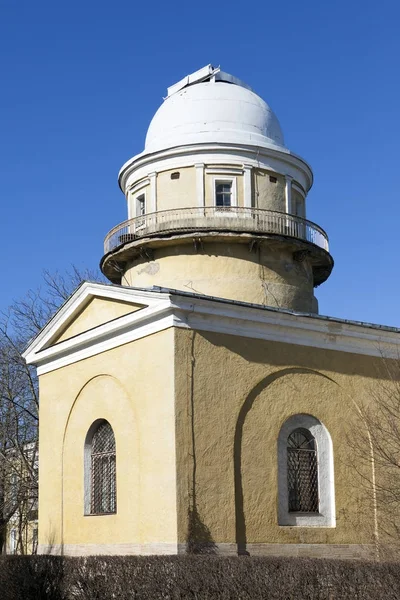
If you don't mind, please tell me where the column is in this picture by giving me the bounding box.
[148,172,157,213]
[195,163,205,208]
[285,175,293,214]
[243,164,253,208]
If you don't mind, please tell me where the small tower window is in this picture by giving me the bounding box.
[136,194,146,217]
[170,172,180,180]
[287,428,318,513]
[269,175,277,183]
[215,181,232,207]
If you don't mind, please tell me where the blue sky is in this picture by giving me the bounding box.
[1,0,400,326]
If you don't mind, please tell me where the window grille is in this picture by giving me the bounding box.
[287,428,318,513]
[90,421,116,515]
[215,182,232,207]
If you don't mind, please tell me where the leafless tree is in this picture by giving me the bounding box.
[347,353,400,559]
[0,267,104,553]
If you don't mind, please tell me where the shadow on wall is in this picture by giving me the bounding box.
[187,506,217,555]
[200,330,385,381]
[233,367,338,555]
[186,331,217,554]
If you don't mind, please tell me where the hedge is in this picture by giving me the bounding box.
[0,555,399,600]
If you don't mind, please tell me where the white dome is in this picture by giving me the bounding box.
[144,69,285,154]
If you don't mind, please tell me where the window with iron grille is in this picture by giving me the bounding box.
[287,428,318,513]
[90,421,116,515]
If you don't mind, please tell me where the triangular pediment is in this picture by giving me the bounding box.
[49,296,144,346]
[22,282,173,370]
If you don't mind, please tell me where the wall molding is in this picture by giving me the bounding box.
[119,142,313,196]
[24,283,400,375]
[39,541,375,559]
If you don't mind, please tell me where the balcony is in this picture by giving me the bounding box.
[104,207,329,255]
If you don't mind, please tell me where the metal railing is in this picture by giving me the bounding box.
[104,207,329,255]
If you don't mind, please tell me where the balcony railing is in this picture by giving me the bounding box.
[104,207,329,255]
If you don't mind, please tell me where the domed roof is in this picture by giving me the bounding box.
[144,65,286,154]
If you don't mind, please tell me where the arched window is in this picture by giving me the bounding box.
[277,414,335,527]
[287,428,318,513]
[85,420,116,515]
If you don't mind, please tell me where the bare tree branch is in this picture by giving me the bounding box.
[0,266,104,554]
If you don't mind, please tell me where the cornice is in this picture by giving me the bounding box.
[118,143,313,193]
[24,285,400,376]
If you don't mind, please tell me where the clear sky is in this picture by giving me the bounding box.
[1,0,399,326]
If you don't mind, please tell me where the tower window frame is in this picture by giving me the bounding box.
[277,414,335,527]
[135,193,146,231]
[292,183,306,218]
[136,193,146,217]
[84,419,117,516]
[213,177,237,212]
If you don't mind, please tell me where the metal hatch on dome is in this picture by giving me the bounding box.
[166,64,253,98]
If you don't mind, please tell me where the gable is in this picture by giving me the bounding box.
[50,296,145,345]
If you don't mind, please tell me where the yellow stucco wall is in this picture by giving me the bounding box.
[124,240,317,312]
[38,328,177,553]
[174,328,381,551]
[156,167,197,211]
[254,170,285,211]
[37,294,388,557]
[53,297,143,344]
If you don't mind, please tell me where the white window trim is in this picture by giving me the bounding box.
[213,177,237,210]
[127,180,149,218]
[135,192,146,217]
[128,178,150,195]
[129,191,147,231]
[277,414,335,527]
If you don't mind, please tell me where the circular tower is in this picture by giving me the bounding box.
[101,65,333,313]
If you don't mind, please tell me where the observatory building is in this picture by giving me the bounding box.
[24,65,399,558]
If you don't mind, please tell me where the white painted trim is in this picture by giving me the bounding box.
[243,164,252,208]
[119,142,313,195]
[205,167,243,175]
[195,163,205,207]
[128,189,147,221]
[213,176,237,208]
[22,282,168,361]
[277,414,335,527]
[24,284,400,375]
[148,171,157,213]
[292,181,306,198]
[285,175,293,214]
[128,178,150,194]
[170,295,400,358]
[35,310,176,375]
